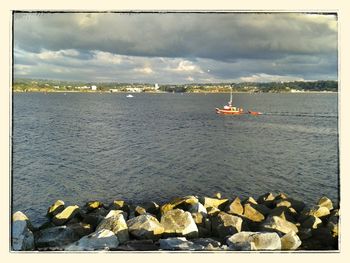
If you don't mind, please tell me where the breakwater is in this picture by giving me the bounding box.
[12,192,339,251]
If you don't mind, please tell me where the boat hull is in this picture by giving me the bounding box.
[215,108,244,115]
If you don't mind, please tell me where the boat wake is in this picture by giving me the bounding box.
[262,112,337,118]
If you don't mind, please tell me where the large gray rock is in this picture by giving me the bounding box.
[114,239,159,251]
[85,200,104,212]
[188,202,207,214]
[161,195,199,214]
[109,200,130,215]
[161,209,198,238]
[261,216,298,234]
[201,197,229,210]
[257,193,275,208]
[65,229,119,251]
[306,205,330,218]
[127,214,164,240]
[227,231,281,250]
[191,238,221,250]
[268,206,297,223]
[47,200,65,217]
[159,237,204,251]
[96,210,129,243]
[12,211,34,251]
[281,231,301,250]
[301,215,322,229]
[135,201,159,216]
[211,212,242,238]
[242,203,265,222]
[35,225,80,249]
[52,205,81,226]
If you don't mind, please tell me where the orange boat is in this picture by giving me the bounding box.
[215,87,262,115]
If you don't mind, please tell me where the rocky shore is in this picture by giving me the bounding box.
[12,192,339,251]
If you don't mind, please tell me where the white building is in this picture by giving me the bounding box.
[91,85,97,91]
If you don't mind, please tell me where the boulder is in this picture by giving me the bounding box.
[161,209,198,238]
[311,226,338,249]
[213,192,222,199]
[250,203,272,216]
[268,206,297,223]
[82,213,104,229]
[52,205,81,226]
[211,212,242,238]
[301,215,322,229]
[161,195,199,214]
[109,200,130,215]
[317,196,333,211]
[47,200,65,217]
[242,203,265,222]
[281,231,301,250]
[12,211,34,251]
[257,193,275,208]
[159,237,204,251]
[135,201,159,216]
[227,231,281,250]
[206,206,221,216]
[113,239,159,251]
[188,202,207,214]
[65,229,119,251]
[275,193,288,200]
[242,196,258,205]
[201,197,229,210]
[307,205,330,218]
[127,214,164,240]
[35,225,80,249]
[85,200,104,212]
[87,207,109,217]
[225,197,244,215]
[288,198,306,213]
[96,211,129,244]
[275,199,292,208]
[261,216,298,234]
[192,238,221,250]
[67,222,94,238]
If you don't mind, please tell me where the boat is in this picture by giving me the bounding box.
[215,87,262,115]
[126,94,134,98]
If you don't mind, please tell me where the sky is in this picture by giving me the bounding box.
[13,12,338,84]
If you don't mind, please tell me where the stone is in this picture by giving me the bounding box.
[109,200,130,215]
[85,200,104,212]
[206,206,221,216]
[47,200,65,217]
[192,238,221,250]
[227,231,281,250]
[52,205,81,226]
[127,214,164,240]
[135,201,159,216]
[242,196,258,205]
[288,198,306,213]
[161,195,199,214]
[261,216,298,234]
[250,203,272,216]
[281,231,301,250]
[161,209,198,238]
[211,212,242,238]
[301,215,322,229]
[87,207,109,217]
[201,197,229,210]
[12,211,34,251]
[65,229,119,251]
[318,196,333,211]
[268,206,297,223]
[275,199,292,208]
[225,197,244,215]
[188,202,207,214]
[275,193,288,200]
[298,228,313,240]
[159,237,204,251]
[96,211,129,244]
[82,213,105,229]
[214,192,222,199]
[68,222,94,238]
[113,239,159,251]
[307,205,330,218]
[257,193,275,208]
[311,226,338,249]
[35,225,80,249]
[242,203,265,222]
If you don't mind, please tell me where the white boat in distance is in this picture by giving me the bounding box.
[126,94,134,98]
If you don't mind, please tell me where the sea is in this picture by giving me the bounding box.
[12,92,339,225]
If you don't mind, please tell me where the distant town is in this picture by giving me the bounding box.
[12,79,338,93]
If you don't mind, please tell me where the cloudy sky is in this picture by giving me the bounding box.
[13,12,338,84]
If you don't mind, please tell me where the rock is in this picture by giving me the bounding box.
[52,205,81,226]
[109,200,130,215]
[250,203,271,216]
[298,228,313,240]
[96,210,129,244]
[301,215,322,229]
[85,200,104,212]
[311,226,338,249]
[159,237,203,251]
[227,231,281,250]
[317,196,333,211]
[113,239,159,251]
[82,213,104,229]
[161,195,199,214]
[211,212,242,238]
[87,207,108,217]
[275,199,292,208]
[268,206,297,222]
[35,225,80,249]
[65,229,119,251]
[225,197,244,215]
[242,196,258,205]
[281,231,301,250]
[275,193,288,200]
[288,198,306,213]
[127,214,164,240]
[261,216,298,234]
[192,238,221,250]
[257,193,275,208]
[307,205,330,218]
[161,209,198,238]
[214,192,222,199]
[68,222,94,238]
[207,206,221,216]
[47,200,65,217]
[201,197,229,210]
[135,201,159,216]
[12,211,34,251]
[242,203,265,222]
[188,202,207,214]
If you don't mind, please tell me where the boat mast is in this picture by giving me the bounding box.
[230,86,233,104]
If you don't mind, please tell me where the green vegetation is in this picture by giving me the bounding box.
[12,78,338,93]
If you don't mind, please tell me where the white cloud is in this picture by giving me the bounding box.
[133,66,154,74]
[92,50,122,64]
[239,73,304,82]
[37,49,80,60]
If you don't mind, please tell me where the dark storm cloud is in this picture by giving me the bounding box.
[13,12,338,82]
